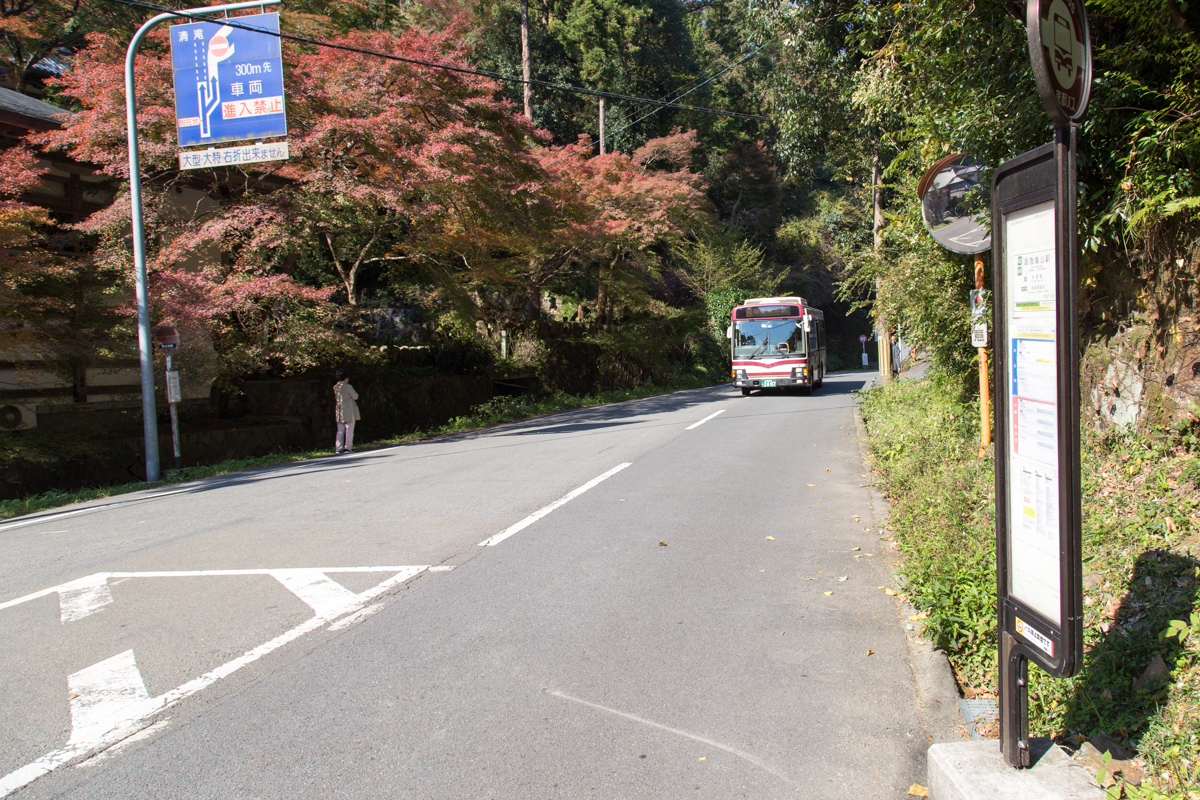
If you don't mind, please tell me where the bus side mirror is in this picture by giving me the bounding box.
[803,314,812,333]
[726,325,733,339]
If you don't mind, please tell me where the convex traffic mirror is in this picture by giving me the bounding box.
[918,153,992,254]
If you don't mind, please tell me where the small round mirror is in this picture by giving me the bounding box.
[918,154,991,254]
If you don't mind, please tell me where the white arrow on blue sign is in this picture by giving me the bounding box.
[170,13,287,148]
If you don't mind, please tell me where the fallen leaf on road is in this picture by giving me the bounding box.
[867,650,874,656]
[806,484,815,487]
[659,541,668,546]
[803,577,815,581]
[838,576,847,581]
[885,588,898,596]
[876,586,885,589]
[860,474,867,478]
[908,785,929,797]
[864,528,871,532]
[698,757,706,761]
[826,468,831,472]
[765,536,776,541]
[854,555,862,559]
[619,499,626,502]
[852,547,861,551]
[824,591,834,596]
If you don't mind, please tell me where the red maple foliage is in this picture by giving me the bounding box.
[31,19,551,377]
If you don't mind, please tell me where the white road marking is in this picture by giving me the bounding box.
[0,565,446,797]
[478,463,632,547]
[0,457,350,535]
[67,650,152,746]
[271,569,360,621]
[686,409,726,430]
[78,720,170,767]
[58,574,114,623]
[326,603,384,632]
[545,689,793,785]
[1,567,431,615]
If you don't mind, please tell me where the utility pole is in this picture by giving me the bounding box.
[599,99,606,154]
[521,0,532,120]
[873,155,892,382]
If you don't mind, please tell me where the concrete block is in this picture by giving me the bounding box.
[929,739,1104,800]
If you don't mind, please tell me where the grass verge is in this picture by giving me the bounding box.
[0,379,716,522]
[858,376,1200,797]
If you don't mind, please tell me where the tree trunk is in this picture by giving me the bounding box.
[521,0,532,120]
[599,99,606,154]
[526,281,541,321]
[596,263,609,325]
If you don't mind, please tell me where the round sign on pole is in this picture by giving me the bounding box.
[1027,0,1092,126]
[917,153,991,254]
[859,334,868,344]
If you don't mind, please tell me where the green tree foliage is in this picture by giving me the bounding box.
[760,0,1200,386]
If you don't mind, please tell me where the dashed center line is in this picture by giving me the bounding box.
[686,409,726,430]
[478,463,631,547]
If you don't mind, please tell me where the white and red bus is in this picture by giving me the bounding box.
[728,296,827,396]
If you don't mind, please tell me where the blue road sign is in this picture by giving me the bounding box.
[170,13,287,148]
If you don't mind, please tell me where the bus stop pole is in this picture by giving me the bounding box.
[124,0,281,483]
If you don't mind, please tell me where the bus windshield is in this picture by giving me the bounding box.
[733,319,805,358]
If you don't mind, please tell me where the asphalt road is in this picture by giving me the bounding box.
[1,373,938,798]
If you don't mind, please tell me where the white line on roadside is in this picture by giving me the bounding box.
[686,409,726,430]
[478,463,632,547]
[0,457,350,535]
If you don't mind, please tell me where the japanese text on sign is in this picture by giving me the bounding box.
[170,13,287,147]
[1004,201,1061,625]
[179,141,290,170]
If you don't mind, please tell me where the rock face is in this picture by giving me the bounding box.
[1082,315,1200,432]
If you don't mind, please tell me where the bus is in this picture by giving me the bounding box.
[728,296,827,396]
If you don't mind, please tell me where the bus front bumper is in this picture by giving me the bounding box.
[734,375,811,389]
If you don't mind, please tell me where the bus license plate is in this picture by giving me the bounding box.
[761,379,777,388]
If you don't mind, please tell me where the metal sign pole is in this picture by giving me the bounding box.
[124,0,281,483]
[164,349,183,470]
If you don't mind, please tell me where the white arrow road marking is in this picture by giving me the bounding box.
[67,650,152,746]
[478,463,631,547]
[0,565,449,798]
[685,409,725,430]
[58,574,113,623]
[270,570,360,621]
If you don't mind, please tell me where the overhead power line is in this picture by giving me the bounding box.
[542,44,765,168]
[103,0,770,122]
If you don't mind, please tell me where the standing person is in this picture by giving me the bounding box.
[333,369,360,454]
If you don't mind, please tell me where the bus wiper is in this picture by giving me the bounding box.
[748,342,770,358]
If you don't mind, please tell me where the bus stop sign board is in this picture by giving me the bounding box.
[170,13,287,147]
